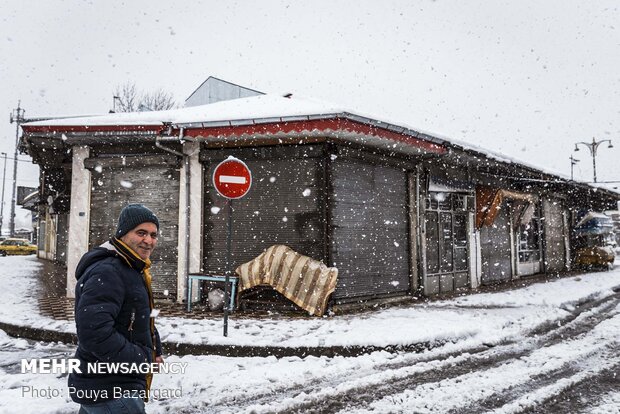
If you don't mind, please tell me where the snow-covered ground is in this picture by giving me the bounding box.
[1,255,619,349]
[0,255,618,413]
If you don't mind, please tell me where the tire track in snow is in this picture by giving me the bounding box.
[229,292,620,414]
[353,313,620,414]
[518,362,620,414]
[491,361,620,414]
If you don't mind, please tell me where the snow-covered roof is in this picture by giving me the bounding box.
[19,94,620,196]
[16,94,565,169]
[24,94,347,127]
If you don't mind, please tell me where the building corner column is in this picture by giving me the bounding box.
[66,146,91,298]
[176,141,203,303]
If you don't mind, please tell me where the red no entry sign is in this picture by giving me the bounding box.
[212,157,252,199]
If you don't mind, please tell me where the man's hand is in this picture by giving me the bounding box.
[153,355,164,373]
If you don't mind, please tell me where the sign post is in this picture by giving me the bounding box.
[212,157,252,336]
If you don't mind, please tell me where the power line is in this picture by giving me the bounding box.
[0,156,34,164]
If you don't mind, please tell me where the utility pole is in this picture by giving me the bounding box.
[574,137,613,183]
[569,155,580,181]
[0,152,7,236]
[9,101,25,237]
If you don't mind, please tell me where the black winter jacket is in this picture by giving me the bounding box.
[68,242,163,404]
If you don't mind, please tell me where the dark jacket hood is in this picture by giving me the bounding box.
[75,245,117,280]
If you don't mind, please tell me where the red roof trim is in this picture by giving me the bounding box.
[22,118,446,155]
[21,124,163,134]
[183,118,447,154]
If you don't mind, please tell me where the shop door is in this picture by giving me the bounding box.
[480,203,512,284]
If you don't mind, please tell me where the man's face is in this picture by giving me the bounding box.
[120,222,158,260]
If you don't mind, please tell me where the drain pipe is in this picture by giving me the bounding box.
[156,127,194,303]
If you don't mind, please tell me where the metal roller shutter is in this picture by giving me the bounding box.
[330,158,410,300]
[480,202,512,284]
[88,156,180,300]
[543,199,566,272]
[203,150,324,273]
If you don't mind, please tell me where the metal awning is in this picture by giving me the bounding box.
[476,187,538,229]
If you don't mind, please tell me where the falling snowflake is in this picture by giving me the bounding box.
[302,189,311,197]
[120,180,133,188]
[211,206,221,214]
[270,176,276,183]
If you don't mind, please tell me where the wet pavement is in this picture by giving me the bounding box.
[31,259,229,321]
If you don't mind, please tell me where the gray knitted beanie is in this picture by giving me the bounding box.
[115,204,159,238]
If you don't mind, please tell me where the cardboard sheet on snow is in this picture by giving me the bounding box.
[235,245,338,316]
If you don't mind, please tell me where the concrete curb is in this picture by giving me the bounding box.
[0,321,445,358]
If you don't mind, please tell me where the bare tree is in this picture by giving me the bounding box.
[113,82,176,112]
[141,88,176,111]
[113,82,140,112]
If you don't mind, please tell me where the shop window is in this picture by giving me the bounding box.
[454,213,468,271]
[425,192,469,275]
[426,211,440,274]
[518,205,541,262]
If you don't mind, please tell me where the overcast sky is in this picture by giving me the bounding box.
[1,0,619,228]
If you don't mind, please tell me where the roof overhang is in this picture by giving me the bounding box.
[22,114,448,157]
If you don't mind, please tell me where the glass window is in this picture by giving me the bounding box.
[425,211,439,274]
[454,213,468,271]
[425,192,469,275]
[518,205,541,262]
[453,195,465,211]
[440,213,453,272]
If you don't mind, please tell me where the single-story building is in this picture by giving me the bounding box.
[20,91,619,309]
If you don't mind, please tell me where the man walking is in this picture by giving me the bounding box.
[68,204,164,413]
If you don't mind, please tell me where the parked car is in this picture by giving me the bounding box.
[0,238,37,256]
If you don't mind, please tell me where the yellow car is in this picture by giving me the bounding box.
[0,238,37,256]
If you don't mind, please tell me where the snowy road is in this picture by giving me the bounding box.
[200,291,620,414]
[1,291,618,413]
[0,255,619,413]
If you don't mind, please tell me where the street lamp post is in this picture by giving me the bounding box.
[0,152,7,236]
[574,137,613,183]
[569,155,580,181]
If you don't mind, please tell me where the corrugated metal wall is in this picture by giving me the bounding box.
[543,198,566,272]
[55,213,68,264]
[330,157,410,300]
[202,146,325,273]
[86,155,180,300]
